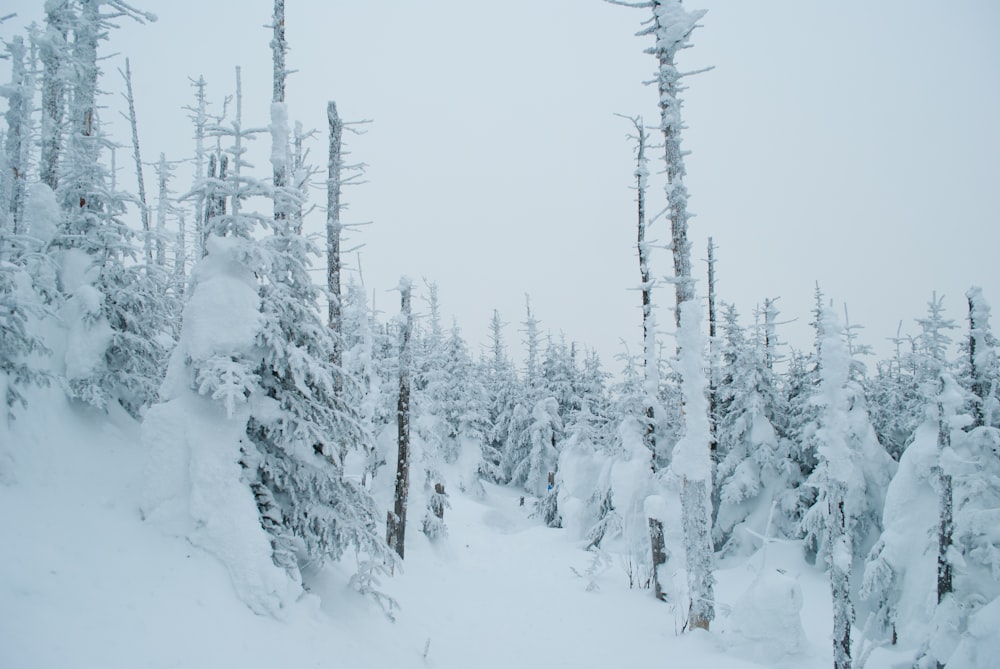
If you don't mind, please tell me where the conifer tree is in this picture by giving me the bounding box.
[804,304,894,669]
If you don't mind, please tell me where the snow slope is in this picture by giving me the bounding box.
[2,391,915,668]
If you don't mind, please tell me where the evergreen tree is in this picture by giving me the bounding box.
[713,304,798,552]
[481,309,518,483]
[803,304,895,669]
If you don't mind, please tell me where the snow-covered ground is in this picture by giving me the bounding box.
[1,389,916,669]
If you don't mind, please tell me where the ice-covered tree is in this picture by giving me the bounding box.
[803,304,894,669]
[38,0,71,192]
[50,1,171,417]
[481,309,518,483]
[712,304,798,553]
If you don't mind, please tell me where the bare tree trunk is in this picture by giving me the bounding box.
[173,213,186,297]
[829,495,853,669]
[121,58,152,266]
[648,517,667,601]
[650,0,715,631]
[327,102,345,379]
[707,238,718,473]
[155,153,169,268]
[270,0,288,225]
[937,395,954,603]
[625,115,659,467]
[967,290,986,429]
[388,279,413,559]
[186,76,208,256]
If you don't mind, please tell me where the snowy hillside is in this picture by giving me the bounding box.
[0,385,971,669]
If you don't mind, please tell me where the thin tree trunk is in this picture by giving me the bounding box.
[707,238,718,472]
[327,102,345,379]
[937,395,954,602]
[628,115,659,467]
[121,58,152,266]
[388,280,413,559]
[968,291,985,428]
[187,76,208,256]
[270,0,289,225]
[155,153,168,268]
[830,495,853,669]
[649,517,667,601]
[4,37,29,235]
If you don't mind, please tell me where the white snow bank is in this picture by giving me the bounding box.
[142,394,301,617]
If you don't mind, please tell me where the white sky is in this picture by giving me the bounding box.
[4,1,999,371]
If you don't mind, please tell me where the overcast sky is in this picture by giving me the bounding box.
[4,1,999,371]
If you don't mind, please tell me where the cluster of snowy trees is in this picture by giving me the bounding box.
[2,1,998,665]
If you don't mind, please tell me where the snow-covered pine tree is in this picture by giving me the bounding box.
[52,1,169,417]
[340,277,389,483]
[712,303,797,553]
[865,323,922,462]
[803,304,894,669]
[500,297,543,487]
[481,309,518,483]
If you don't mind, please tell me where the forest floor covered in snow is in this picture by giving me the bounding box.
[1,390,918,669]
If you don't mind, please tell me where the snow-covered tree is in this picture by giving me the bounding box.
[713,304,798,553]
[803,304,894,669]
[481,309,518,483]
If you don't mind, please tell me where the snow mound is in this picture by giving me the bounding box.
[142,394,301,617]
[725,570,808,664]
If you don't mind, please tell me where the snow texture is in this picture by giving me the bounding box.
[269,101,289,172]
[671,299,711,482]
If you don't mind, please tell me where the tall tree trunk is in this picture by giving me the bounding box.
[936,393,954,603]
[155,153,169,268]
[121,58,152,266]
[830,495,853,669]
[388,279,413,559]
[327,102,345,378]
[270,0,289,225]
[650,0,715,631]
[40,1,70,192]
[4,37,29,235]
[627,115,659,467]
[189,76,208,255]
[707,238,718,471]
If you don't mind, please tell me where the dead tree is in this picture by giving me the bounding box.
[327,101,345,376]
[184,76,208,255]
[621,114,669,600]
[387,279,414,559]
[120,58,151,266]
[270,0,292,225]
[646,0,715,631]
[706,238,718,467]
